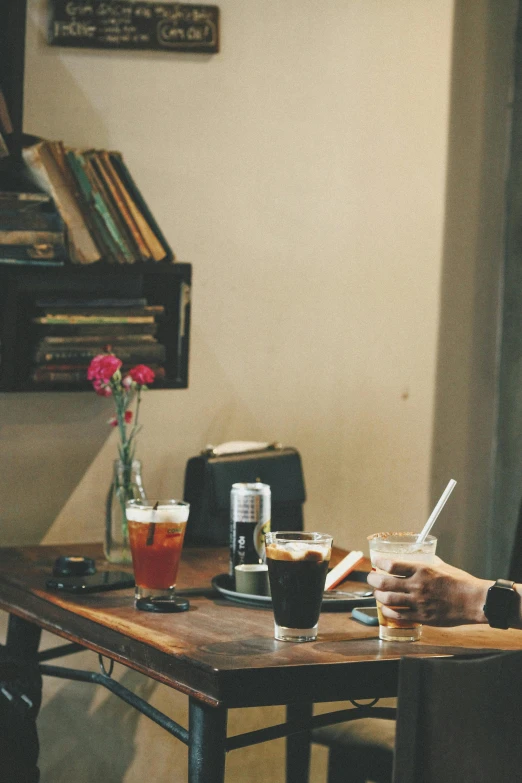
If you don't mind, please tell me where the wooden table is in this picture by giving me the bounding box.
[1,544,520,782]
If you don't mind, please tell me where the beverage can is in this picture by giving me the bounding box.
[229,482,271,577]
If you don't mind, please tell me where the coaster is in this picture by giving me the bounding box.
[135,597,190,613]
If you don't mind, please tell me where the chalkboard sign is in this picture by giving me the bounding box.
[48,1,219,53]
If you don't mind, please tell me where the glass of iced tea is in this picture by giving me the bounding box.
[265,531,333,642]
[127,499,190,609]
[368,532,437,641]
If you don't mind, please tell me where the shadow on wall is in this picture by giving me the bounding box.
[0,393,116,545]
[26,1,111,146]
[1,323,268,548]
[38,668,158,783]
[0,6,116,547]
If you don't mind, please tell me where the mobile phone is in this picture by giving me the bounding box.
[351,606,379,626]
[46,571,135,594]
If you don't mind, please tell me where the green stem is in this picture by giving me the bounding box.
[111,379,132,547]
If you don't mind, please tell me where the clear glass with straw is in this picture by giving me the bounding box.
[368,532,438,641]
[367,479,456,642]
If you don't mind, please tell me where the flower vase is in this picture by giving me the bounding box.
[105,458,147,564]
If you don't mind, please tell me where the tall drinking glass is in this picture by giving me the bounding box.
[265,531,332,642]
[127,499,190,607]
[368,532,437,641]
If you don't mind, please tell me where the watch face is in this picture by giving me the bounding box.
[485,583,517,628]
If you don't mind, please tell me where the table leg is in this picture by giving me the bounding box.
[6,614,41,659]
[188,698,227,783]
[286,702,313,783]
[3,614,43,782]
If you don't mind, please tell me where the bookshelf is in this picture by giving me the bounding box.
[0,0,192,393]
[0,262,191,392]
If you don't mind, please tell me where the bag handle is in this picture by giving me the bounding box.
[202,440,283,457]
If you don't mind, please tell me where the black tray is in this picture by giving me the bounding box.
[211,573,376,611]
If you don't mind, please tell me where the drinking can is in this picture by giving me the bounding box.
[229,482,271,577]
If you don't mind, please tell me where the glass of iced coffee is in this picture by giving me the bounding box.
[127,499,190,610]
[368,532,437,641]
[265,531,333,642]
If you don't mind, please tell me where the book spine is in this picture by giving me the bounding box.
[0,192,52,205]
[32,315,156,324]
[32,366,165,384]
[34,344,166,364]
[109,152,173,262]
[65,149,126,264]
[36,305,164,317]
[49,141,104,263]
[0,246,66,261]
[0,230,65,246]
[0,211,64,231]
[38,334,156,345]
[33,322,158,336]
[77,151,136,264]
[32,369,89,384]
[35,297,148,308]
[88,151,149,262]
[97,151,151,261]
[0,257,65,267]
[22,142,101,265]
[102,152,165,262]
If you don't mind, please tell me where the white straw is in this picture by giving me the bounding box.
[417,479,457,543]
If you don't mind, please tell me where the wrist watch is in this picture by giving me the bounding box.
[483,579,518,629]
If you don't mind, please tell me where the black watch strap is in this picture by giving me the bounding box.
[483,579,518,629]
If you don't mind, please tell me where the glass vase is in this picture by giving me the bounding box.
[105,458,147,564]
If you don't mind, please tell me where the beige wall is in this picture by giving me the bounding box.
[4,0,455,554]
[0,0,516,781]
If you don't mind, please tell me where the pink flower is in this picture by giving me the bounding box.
[87,354,122,384]
[93,379,113,397]
[89,353,152,476]
[129,364,155,386]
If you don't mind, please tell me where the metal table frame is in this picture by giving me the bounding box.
[7,613,396,783]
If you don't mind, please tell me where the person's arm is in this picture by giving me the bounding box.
[367,556,522,629]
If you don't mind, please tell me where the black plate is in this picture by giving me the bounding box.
[211,573,376,611]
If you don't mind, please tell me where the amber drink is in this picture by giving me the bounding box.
[127,499,190,604]
[368,532,437,641]
[265,531,332,642]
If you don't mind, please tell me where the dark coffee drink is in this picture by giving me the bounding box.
[265,532,332,642]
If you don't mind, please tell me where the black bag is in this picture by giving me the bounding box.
[183,441,306,546]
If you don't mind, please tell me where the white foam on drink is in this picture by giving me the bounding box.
[127,505,189,524]
[266,541,330,562]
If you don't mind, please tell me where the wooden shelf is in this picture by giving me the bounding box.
[0,261,191,392]
[0,3,192,393]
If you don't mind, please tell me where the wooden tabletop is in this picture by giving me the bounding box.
[0,543,520,709]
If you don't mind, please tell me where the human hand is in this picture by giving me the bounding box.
[367,556,490,627]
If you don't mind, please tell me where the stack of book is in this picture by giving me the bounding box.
[0,191,67,267]
[22,140,174,266]
[30,297,167,386]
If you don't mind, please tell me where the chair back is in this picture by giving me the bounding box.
[392,650,522,783]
